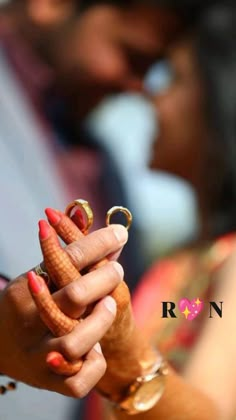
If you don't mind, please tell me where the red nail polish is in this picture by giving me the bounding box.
[45,208,61,225]
[72,209,85,230]
[38,220,50,240]
[46,352,62,368]
[27,271,42,294]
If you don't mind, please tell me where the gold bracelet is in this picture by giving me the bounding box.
[113,355,168,415]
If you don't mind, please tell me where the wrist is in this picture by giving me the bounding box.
[97,344,158,401]
[101,351,168,415]
[97,314,160,398]
[97,349,168,411]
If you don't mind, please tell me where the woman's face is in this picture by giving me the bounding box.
[149,37,208,184]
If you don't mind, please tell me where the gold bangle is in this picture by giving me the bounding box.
[34,264,50,284]
[114,356,168,415]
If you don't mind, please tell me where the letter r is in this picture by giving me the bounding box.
[162,302,177,318]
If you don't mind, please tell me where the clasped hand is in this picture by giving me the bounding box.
[0,209,128,398]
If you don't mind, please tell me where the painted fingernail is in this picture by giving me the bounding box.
[38,220,50,240]
[93,342,103,355]
[46,352,62,368]
[103,296,117,315]
[27,271,42,294]
[71,209,85,230]
[45,208,61,225]
[110,224,128,245]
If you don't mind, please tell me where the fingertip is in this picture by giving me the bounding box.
[45,208,61,225]
[27,271,42,294]
[38,219,51,240]
[46,352,63,368]
[103,296,117,315]
[46,352,83,376]
[109,224,128,245]
[93,342,103,355]
[112,261,124,279]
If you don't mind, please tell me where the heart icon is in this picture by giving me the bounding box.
[178,298,204,321]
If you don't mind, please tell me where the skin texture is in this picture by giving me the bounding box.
[110,33,236,419]
[151,33,236,418]
[29,210,158,401]
[149,36,214,232]
[0,0,180,398]
[28,207,222,419]
[27,33,236,418]
[2,1,234,417]
[150,37,207,184]
[0,224,129,397]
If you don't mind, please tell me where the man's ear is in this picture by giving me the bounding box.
[27,0,75,26]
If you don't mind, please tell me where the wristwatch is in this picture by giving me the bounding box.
[115,356,168,415]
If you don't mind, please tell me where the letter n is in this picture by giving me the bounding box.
[209,301,223,318]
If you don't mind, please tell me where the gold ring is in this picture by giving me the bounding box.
[34,264,50,283]
[106,206,133,230]
[65,199,94,233]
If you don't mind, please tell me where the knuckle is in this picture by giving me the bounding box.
[68,379,90,399]
[66,243,85,269]
[59,337,77,360]
[4,280,21,304]
[93,229,113,253]
[4,282,15,301]
[96,234,109,250]
[63,284,78,307]
[64,281,87,308]
[67,354,107,398]
[73,281,89,307]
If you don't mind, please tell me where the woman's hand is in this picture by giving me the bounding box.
[0,223,127,397]
[27,208,158,402]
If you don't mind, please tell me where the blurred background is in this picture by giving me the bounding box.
[3,0,233,419]
[0,0,199,281]
[87,91,199,262]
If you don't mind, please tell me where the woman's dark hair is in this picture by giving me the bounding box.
[159,0,236,237]
[192,1,236,237]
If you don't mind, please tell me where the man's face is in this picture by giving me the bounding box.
[26,1,181,115]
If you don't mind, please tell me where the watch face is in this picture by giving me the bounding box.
[133,375,165,412]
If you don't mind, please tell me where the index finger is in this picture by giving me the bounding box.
[65,225,128,271]
[44,208,128,272]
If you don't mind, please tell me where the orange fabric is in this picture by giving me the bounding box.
[132,233,236,370]
[85,233,236,418]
